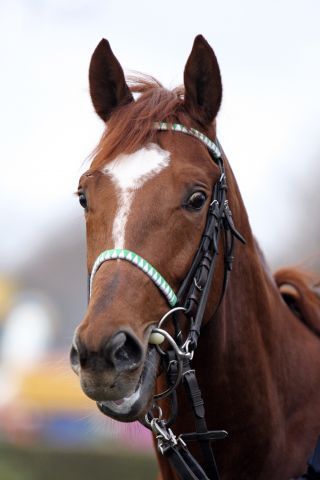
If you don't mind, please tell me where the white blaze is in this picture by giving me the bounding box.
[103,144,170,249]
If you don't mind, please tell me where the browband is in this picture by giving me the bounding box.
[154,122,222,159]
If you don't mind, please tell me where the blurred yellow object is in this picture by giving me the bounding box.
[18,358,94,412]
[0,276,16,320]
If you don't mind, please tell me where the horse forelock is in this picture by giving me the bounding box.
[90,74,208,170]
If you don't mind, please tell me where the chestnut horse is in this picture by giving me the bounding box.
[70,35,320,479]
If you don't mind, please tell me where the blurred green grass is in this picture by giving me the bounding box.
[0,443,157,480]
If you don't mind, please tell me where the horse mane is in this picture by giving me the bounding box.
[275,267,320,335]
[91,75,196,169]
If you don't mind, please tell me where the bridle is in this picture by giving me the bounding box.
[89,123,246,480]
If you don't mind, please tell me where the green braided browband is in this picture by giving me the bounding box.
[90,249,177,307]
[154,122,222,159]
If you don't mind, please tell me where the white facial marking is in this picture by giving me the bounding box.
[103,144,170,249]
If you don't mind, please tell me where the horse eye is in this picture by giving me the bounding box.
[78,192,87,209]
[186,191,207,210]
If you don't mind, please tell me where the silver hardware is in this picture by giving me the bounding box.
[152,327,189,359]
[193,277,203,291]
[144,404,163,427]
[150,327,194,400]
[158,306,186,329]
[182,368,195,376]
[150,404,162,420]
[149,418,182,455]
[151,419,177,443]
[150,306,196,400]
[167,359,178,372]
[181,339,194,360]
[151,328,184,400]
[177,435,187,447]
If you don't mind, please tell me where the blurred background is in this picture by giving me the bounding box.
[0,0,319,479]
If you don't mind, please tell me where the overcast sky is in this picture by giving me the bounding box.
[1,0,319,274]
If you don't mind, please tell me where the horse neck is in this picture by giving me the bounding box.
[191,160,320,465]
[213,161,299,388]
[157,158,320,479]
[202,160,305,410]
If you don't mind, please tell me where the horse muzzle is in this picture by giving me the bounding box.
[70,328,159,421]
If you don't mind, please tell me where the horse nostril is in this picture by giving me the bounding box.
[104,331,143,372]
[70,344,80,373]
[70,340,88,372]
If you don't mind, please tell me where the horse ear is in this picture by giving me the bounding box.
[89,39,133,122]
[183,35,222,125]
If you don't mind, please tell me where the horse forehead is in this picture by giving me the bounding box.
[102,144,171,190]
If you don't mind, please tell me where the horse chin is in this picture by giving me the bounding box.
[97,346,159,422]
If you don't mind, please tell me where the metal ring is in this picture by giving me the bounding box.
[157,306,190,353]
[144,404,163,426]
[151,328,185,400]
[156,307,194,356]
[151,307,194,400]
[158,306,186,329]
[152,327,187,361]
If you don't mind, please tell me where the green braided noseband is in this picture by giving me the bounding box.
[90,249,177,307]
[89,123,221,307]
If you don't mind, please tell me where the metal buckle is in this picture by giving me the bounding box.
[193,277,203,291]
[181,339,194,360]
[149,417,186,455]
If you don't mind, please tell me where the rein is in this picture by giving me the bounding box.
[89,123,246,480]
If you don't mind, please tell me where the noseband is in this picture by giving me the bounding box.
[90,248,177,306]
[89,123,246,480]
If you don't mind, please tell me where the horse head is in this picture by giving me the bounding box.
[70,35,226,422]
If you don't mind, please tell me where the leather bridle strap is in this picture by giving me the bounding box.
[146,127,245,480]
[177,155,245,349]
[163,443,211,480]
[154,122,222,159]
[182,363,221,480]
